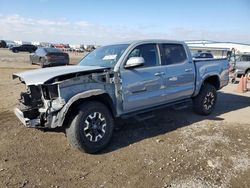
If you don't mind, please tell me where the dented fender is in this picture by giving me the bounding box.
[51,89,107,128]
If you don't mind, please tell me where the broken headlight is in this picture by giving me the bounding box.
[20,85,43,107]
[42,84,59,100]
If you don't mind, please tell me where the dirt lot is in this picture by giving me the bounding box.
[0,48,249,188]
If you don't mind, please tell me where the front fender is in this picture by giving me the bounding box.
[51,89,106,128]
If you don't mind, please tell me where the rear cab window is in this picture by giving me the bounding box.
[160,43,187,65]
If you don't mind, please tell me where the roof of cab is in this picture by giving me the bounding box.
[106,39,185,46]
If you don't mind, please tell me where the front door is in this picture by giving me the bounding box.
[120,44,166,112]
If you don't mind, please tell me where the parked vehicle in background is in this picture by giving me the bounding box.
[193,52,214,59]
[0,40,7,48]
[67,47,85,53]
[5,40,17,48]
[52,43,70,50]
[73,48,85,52]
[10,44,37,53]
[234,53,250,78]
[85,45,96,52]
[13,40,229,153]
[30,47,69,67]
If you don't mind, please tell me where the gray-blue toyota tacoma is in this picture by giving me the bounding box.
[13,40,229,153]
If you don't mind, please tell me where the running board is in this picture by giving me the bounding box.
[121,98,192,119]
[172,103,190,111]
[134,111,155,122]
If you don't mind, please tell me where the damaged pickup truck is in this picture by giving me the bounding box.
[13,40,229,153]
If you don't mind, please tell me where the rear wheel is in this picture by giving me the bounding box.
[66,101,114,153]
[193,83,217,115]
[13,49,18,53]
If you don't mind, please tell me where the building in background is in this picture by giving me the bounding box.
[186,40,250,58]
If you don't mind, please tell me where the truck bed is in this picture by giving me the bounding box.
[193,58,229,96]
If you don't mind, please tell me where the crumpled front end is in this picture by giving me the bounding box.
[14,83,65,128]
[13,66,116,129]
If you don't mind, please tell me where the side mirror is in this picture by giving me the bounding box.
[125,57,144,68]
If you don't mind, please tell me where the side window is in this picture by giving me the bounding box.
[161,44,187,65]
[206,53,213,58]
[35,48,41,54]
[241,55,250,61]
[128,44,159,67]
[36,48,44,56]
[201,53,206,58]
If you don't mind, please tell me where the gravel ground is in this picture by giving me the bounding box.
[0,49,249,188]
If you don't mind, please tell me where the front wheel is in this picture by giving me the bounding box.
[40,57,46,68]
[30,57,34,65]
[193,83,217,115]
[66,101,114,153]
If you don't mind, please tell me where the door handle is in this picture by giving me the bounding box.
[185,68,193,72]
[169,76,178,81]
[154,72,165,76]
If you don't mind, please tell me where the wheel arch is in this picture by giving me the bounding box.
[54,90,116,128]
[203,75,220,90]
[194,74,220,97]
[245,68,250,74]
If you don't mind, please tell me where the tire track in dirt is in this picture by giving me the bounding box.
[0,110,16,125]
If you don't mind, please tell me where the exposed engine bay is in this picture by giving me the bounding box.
[13,66,117,128]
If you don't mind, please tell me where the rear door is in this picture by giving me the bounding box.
[120,44,167,112]
[160,43,195,102]
[24,45,30,52]
[20,45,26,52]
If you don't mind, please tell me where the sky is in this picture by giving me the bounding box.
[0,0,250,45]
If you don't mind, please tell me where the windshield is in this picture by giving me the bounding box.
[79,44,129,67]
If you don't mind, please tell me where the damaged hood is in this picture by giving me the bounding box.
[13,65,107,85]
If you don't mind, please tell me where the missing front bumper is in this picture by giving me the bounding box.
[14,108,40,128]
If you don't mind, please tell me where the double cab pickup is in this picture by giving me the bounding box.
[13,40,229,153]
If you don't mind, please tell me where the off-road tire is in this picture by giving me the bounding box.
[66,101,114,153]
[193,83,217,115]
